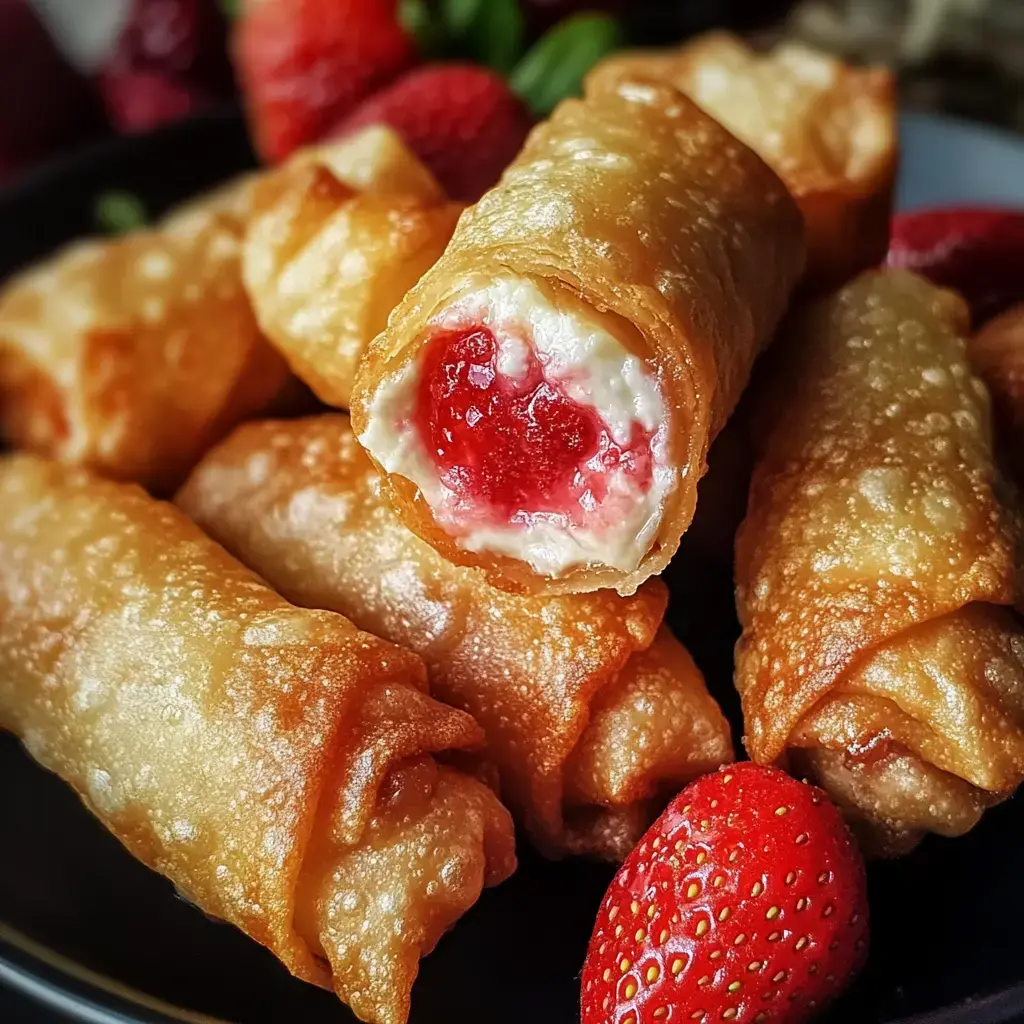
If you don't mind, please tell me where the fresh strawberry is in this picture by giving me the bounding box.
[98,0,234,133]
[331,63,534,202]
[888,208,1024,326]
[234,0,416,163]
[0,0,106,181]
[581,763,869,1024]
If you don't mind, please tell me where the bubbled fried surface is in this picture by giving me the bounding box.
[350,72,804,598]
[735,270,1024,853]
[0,196,290,493]
[242,128,462,409]
[178,415,734,859]
[593,32,896,289]
[0,455,510,1023]
[970,303,1024,484]
[298,758,514,1024]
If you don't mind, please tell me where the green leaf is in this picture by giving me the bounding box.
[439,0,524,74]
[94,191,148,234]
[217,0,240,19]
[510,13,624,116]
[399,0,445,56]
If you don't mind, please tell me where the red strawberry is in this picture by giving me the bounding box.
[330,63,534,203]
[581,763,869,1024]
[887,208,1024,326]
[234,0,416,163]
[98,0,234,133]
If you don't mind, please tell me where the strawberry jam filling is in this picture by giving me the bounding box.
[414,325,655,530]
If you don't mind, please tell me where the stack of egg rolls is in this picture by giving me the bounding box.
[0,455,514,1024]
[734,270,1024,855]
[178,415,734,861]
[351,68,805,597]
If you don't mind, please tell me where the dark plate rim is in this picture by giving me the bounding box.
[2,109,1024,1024]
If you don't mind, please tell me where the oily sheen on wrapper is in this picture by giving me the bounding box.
[350,71,805,597]
[243,127,463,409]
[0,189,291,493]
[0,455,515,1024]
[734,271,1024,856]
[591,32,896,290]
[177,415,734,860]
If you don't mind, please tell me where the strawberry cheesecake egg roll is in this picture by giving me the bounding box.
[351,71,805,597]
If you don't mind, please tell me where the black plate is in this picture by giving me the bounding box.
[1,111,1023,1024]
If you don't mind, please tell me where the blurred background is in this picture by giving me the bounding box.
[2,0,1023,191]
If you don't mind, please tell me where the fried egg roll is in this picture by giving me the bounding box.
[0,455,514,1024]
[242,127,463,409]
[0,193,292,493]
[591,32,896,290]
[969,303,1024,484]
[734,271,1024,856]
[178,415,734,861]
[350,71,804,598]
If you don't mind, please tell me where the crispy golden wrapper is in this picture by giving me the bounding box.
[0,194,291,493]
[970,303,1024,484]
[243,128,463,409]
[592,32,896,290]
[178,415,734,860]
[351,71,804,598]
[0,455,514,1024]
[734,270,1024,856]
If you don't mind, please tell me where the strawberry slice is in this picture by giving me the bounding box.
[330,63,534,202]
[581,763,869,1024]
[887,208,1024,325]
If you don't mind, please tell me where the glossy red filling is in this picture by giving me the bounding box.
[414,325,654,527]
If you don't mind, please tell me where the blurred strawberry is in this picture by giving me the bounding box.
[98,0,234,133]
[0,0,107,183]
[331,63,533,202]
[234,0,416,163]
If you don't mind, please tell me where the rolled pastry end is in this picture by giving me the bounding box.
[559,628,735,860]
[298,758,515,1024]
[357,274,677,590]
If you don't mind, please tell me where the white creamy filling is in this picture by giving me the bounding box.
[359,275,675,576]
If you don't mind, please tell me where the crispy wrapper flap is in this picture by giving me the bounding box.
[735,271,1024,854]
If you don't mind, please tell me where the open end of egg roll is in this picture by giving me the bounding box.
[177,415,735,860]
[0,455,514,1024]
[350,71,804,598]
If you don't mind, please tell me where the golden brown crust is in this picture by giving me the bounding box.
[242,128,463,409]
[0,196,290,493]
[592,32,897,290]
[0,455,513,1023]
[969,303,1024,483]
[351,73,804,597]
[734,270,1024,853]
[178,414,734,859]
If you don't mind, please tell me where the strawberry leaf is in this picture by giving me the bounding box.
[440,0,525,74]
[94,191,148,234]
[217,0,239,19]
[510,13,623,116]
[399,0,448,56]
